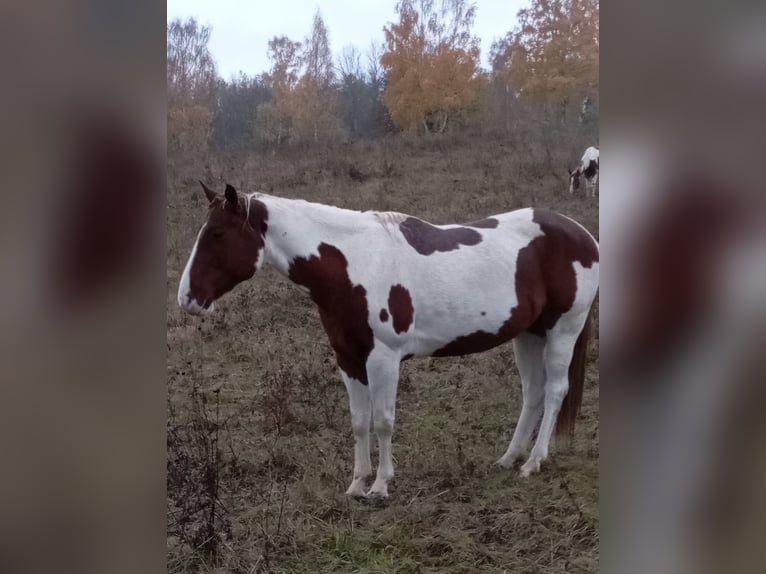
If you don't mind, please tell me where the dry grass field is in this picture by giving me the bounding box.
[167,134,599,573]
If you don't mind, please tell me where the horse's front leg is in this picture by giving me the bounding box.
[366,347,400,498]
[341,370,372,497]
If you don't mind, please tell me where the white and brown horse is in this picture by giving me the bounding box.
[569,146,600,197]
[178,183,599,498]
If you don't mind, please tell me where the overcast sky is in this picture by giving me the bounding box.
[167,0,526,80]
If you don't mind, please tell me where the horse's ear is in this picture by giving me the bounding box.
[224,184,238,205]
[199,181,217,203]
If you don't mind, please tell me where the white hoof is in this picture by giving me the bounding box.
[519,458,541,477]
[346,478,367,497]
[495,452,523,468]
[367,480,389,498]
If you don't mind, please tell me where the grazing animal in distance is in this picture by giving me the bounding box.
[178,182,599,498]
[569,146,600,197]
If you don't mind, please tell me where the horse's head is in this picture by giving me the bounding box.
[568,168,582,193]
[178,182,268,315]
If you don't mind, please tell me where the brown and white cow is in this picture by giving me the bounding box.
[178,183,600,498]
[569,146,600,197]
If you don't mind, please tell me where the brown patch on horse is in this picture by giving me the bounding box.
[523,209,598,336]
[466,218,499,229]
[399,217,483,255]
[379,309,389,322]
[583,159,598,180]
[433,209,598,356]
[388,284,414,334]
[432,321,521,356]
[189,186,269,308]
[288,243,374,385]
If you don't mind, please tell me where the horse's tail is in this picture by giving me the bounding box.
[555,307,593,440]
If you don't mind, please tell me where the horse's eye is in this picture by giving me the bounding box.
[211,230,224,240]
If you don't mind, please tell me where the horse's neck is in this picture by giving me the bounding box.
[258,195,366,276]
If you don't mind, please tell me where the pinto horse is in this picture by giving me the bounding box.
[178,182,599,498]
[569,146,600,197]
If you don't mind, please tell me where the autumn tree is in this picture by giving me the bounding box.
[167,18,218,105]
[258,11,342,146]
[257,36,302,146]
[381,0,483,133]
[491,0,598,109]
[302,10,334,91]
[167,18,218,152]
[291,10,342,143]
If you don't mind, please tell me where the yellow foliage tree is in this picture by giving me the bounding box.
[258,36,302,146]
[289,76,343,144]
[168,105,213,154]
[259,12,342,146]
[167,18,218,153]
[492,0,598,107]
[291,11,342,143]
[382,0,483,133]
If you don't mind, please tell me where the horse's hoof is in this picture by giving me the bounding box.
[366,484,389,499]
[495,454,521,469]
[364,492,389,507]
[519,459,541,477]
[346,479,368,498]
[367,476,391,497]
[367,489,389,498]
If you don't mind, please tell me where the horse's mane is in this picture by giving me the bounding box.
[371,211,408,231]
[247,192,410,235]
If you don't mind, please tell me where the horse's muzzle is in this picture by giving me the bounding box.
[178,291,214,316]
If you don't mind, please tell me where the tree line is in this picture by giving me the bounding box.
[167,0,598,153]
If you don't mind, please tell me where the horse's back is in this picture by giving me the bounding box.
[375,207,598,357]
[460,207,597,257]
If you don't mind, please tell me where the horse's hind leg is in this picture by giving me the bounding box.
[497,333,546,468]
[520,311,587,477]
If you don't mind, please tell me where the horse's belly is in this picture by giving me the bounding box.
[404,298,529,358]
[428,329,517,357]
[368,254,526,358]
